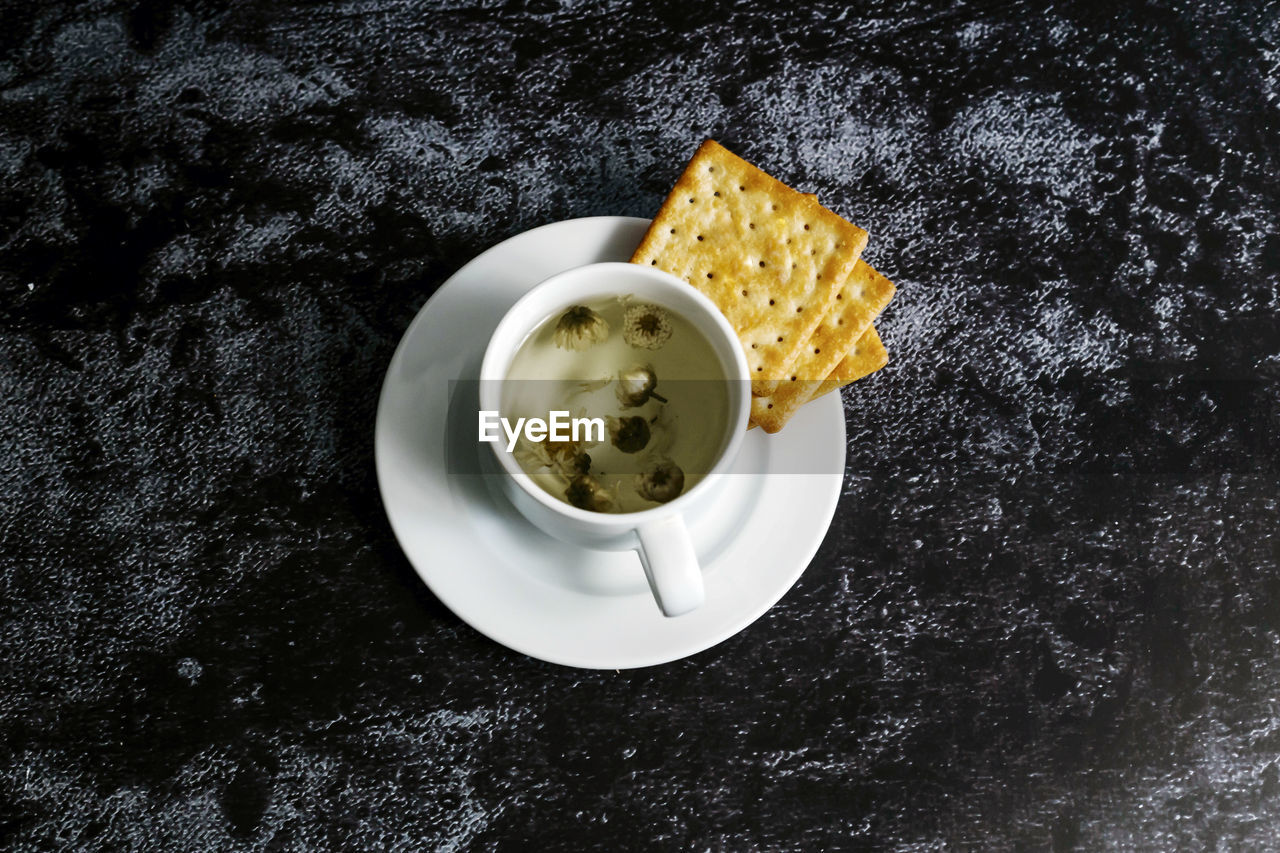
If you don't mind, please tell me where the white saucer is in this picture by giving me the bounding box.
[375,217,845,669]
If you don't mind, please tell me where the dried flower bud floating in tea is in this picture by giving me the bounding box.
[615,364,667,408]
[636,458,685,503]
[622,303,672,350]
[565,475,615,512]
[606,415,650,453]
[546,442,591,480]
[554,305,609,351]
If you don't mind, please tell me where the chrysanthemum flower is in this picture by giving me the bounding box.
[622,303,672,350]
[635,457,685,504]
[554,305,609,351]
[605,415,651,453]
[615,364,667,409]
[565,475,616,512]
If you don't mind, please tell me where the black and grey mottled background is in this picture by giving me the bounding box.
[2,0,1279,848]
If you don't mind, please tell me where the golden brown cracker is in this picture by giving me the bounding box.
[749,326,888,431]
[747,325,890,432]
[630,140,869,396]
[814,325,889,398]
[749,260,894,432]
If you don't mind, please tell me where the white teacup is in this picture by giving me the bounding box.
[478,262,750,617]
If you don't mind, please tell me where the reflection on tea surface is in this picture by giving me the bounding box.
[501,296,730,513]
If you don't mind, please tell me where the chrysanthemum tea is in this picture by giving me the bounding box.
[500,295,731,513]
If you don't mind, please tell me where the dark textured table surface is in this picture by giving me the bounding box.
[3,0,1279,849]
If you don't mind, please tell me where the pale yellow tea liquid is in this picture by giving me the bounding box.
[501,295,730,513]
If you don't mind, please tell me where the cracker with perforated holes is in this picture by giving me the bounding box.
[751,324,889,430]
[630,140,869,396]
[818,325,889,396]
[750,260,895,432]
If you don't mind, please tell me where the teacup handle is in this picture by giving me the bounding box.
[635,516,705,617]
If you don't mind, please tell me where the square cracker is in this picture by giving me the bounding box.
[750,260,895,432]
[821,326,888,390]
[750,325,889,430]
[630,140,869,396]
[812,325,889,398]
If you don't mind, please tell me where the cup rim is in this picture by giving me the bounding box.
[478,261,750,525]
